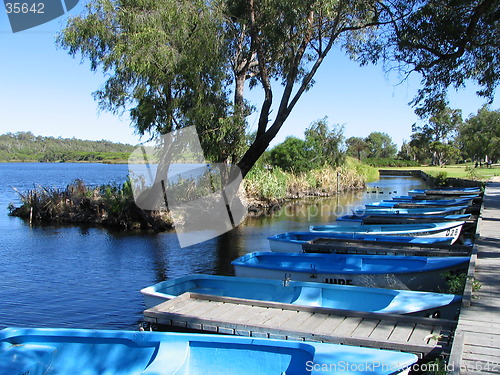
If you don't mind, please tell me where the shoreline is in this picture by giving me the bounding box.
[9,168,486,232]
[0,160,129,164]
[8,172,368,231]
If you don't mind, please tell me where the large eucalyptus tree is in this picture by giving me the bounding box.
[58,0,500,177]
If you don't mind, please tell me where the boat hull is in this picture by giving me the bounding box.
[232,252,469,293]
[408,187,481,197]
[268,232,453,252]
[337,214,470,224]
[366,198,472,208]
[234,267,464,293]
[308,222,465,245]
[352,206,468,216]
[0,328,418,375]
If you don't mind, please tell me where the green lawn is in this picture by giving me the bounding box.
[381,163,499,181]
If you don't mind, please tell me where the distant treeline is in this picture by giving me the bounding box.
[0,132,136,163]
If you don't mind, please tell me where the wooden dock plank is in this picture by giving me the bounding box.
[388,322,415,343]
[258,309,297,328]
[295,313,331,333]
[144,292,454,357]
[242,306,275,326]
[197,301,228,319]
[310,315,346,334]
[331,317,363,336]
[161,297,205,315]
[408,323,437,346]
[368,320,397,341]
[351,319,380,338]
[216,303,260,323]
[278,311,314,328]
[448,182,500,374]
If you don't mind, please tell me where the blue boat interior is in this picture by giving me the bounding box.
[0,331,315,375]
[0,328,419,375]
[154,276,402,311]
[269,231,453,244]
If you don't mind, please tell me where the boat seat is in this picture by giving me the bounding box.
[292,287,322,307]
[140,341,189,374]
[0,344,57,375]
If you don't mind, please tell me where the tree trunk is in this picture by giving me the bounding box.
[237,118,285,178]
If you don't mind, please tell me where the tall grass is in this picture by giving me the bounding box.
[244,157,376,202]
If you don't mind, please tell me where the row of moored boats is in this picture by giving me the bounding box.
[1,186,482,374]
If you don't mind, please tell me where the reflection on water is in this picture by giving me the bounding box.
[0,163,429,330]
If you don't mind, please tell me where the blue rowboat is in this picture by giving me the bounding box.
[365,198,472,208]
[352,206,468,216]
[0,327,418,375]
[337,213,471,223]
[390,195,478,202]
[142,274,462,319]
[268,231,453,252]
[408,187,481,197]
[308,221,464,244]
[232,252,470,292]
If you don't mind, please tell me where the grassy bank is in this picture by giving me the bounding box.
[381,163,499,181]
[244,157,378,205]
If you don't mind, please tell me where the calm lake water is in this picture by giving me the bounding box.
[0,163,429,330]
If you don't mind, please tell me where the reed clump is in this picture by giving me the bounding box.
[9,179,173,231]
[9,158,376,229]
[244,158,377,208]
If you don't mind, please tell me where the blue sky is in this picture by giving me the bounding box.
[1,3,498,150]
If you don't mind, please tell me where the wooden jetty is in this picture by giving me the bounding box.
[448,181,500,374]
[144,292,456,359]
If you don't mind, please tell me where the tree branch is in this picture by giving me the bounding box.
[412,0,497,70]
[248,0,273,139]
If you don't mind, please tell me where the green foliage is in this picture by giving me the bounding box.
[0,132,135,162]
[58,0,500,178]
[364,132,398,159]
[433,171,448,187]
[244,158,373,201]
[101,179,135,214]
[345,157,379,183]
[443,272,482,295]
[364,158,420,167]
[444,272,467,294]
[346,133,397,161]
[245,166,289,200]
[268,137,312,174]
[458,106,500,163]
[429,141,461,166]
[408,107,464,165]
[58,0,239,164]
[304,117,345,168]
[345,137,367,160]
[268,118,345,173]
[384,0,500,115]
[465,165,479,181]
